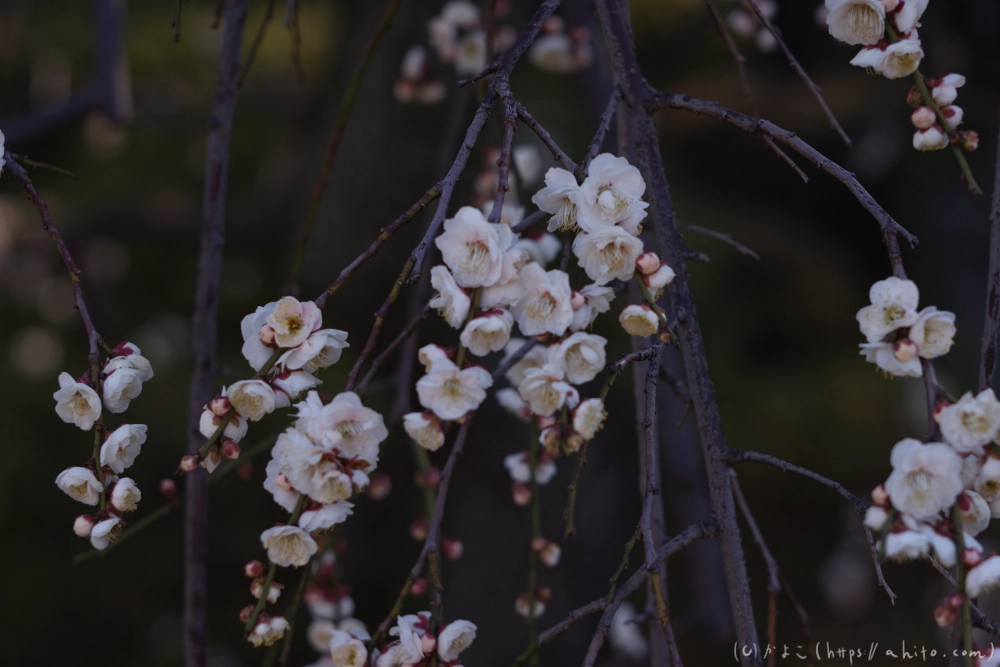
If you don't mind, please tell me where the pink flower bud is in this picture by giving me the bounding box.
[443,538,464,560]
[420,633,437,654]
[540,542,562,567]
[512,482,532,506]
[221,439,241,460]
[948,593,965,609]
[643,264,675,290]
[245,560,264,578]
[536,415,557,429]
[275,473,293,492]
[160,479,177,501]
[537,586,552,601]
[871,484,889,506]
[368,473,392,500]
[960,130,980,152]
[893,338,918,362]
[238,605,256,624]
[964,548,982,567]
[180,455,199,473]
[410,518,429,541]
[419,466,441,488]
[411,577,429,596]
[935,602,958,627]
[957,492,974,512]
[636,252,660,275]
[570,291,586,310]
[259,325,277,347]
[209,395,232,417]
[73,514,95,537]
[911,106,936,129]
[531,536,548,552]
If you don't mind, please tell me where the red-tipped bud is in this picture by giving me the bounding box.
[964,548,982,567]
[420,634,437,654]
[221,439,241,460]
[512,482,532,506]
[73,514,95,537]
[251,577,283,603]
[540,542,562,567]
[245,560,265,578]
[934,400,951,423]
[418,466,441,488]
[368,473,392,500]
[180,455,199,473]
[893,338,918,362]
[410,518,428,541]
[957,491,974,512]
[531,536,548,552]
[209,395,231,417]
[411,577,429,596]
[259,325,277,347]
[643,264,675,290]
[239,605,256,624]
[570,291,586,310]
[537,586,553,601]
[935,602,958,627]
[443,538,464,560]
[160,478,178,501]
[948,592,965,609]
[911,106,935,129]
[636,252,660,275]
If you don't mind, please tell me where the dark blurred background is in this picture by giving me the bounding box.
[1,0,999,665]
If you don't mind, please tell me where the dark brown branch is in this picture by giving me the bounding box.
[489,93,518,225]
[356,304,430,397]
[283,0,405,294]
[510,210,549,235]
[678,222,760,260]
[576,90,623,179]
[979,124,1000,391]
[184,3,249,665]
[743,0,850,146]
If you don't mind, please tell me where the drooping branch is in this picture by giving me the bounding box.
[356,304,430,397]
[678,222,760,260]
[978,122,1000,391]
[576,89,622,179]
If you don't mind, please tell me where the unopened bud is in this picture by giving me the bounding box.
[73,514,95,537]
[906,86,923,108]
[540,542,562,567]
[636,252,660,275]
[911,106,936,129]
[411,577,429,596]
[419,466,441,488]
[180,455,199,473]
[957,491,973,512]
[239,605,256,624]
[160,478,177,501]
[934,400,951,423]
[443,538,464,560]
[963,548,982,567]
[221,439,241,460]
[948,592,965,609]
[871,484,889,506]
[570,291,586,310]
[259,325,277,347]
[536,586,552,601]
[512,482,532,506]
[893,338,918,362]
[959,130,980,152]
[644,264,675,289]
[564,433,585,454]
[368,473,392,500]
[245,560,264,578]
[531,536,548,551]
[420,634,437,654]
[935,602,958,627]
[276,473,293,492]
[209,395,232,417]
[251,577,283,603]
[410,518,428,541]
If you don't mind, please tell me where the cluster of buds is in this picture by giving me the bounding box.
[240,606,289,647]
[53,341,154,550]
[531,536,562,567]
[725,0,779,53]
[515,587,552,620]
[908,74,977,152]
[393,46,446,106]
[527,15,594,74]
[635,252,675,298]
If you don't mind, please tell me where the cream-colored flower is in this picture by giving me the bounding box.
[102,365,144,414]
[856,276,920,342]
[430,265,472,328]
[53,372,101,430]
[533,168,580,233]
[90,516,121,550]
[850,39,923,79]
[437,620,477,661]
[619,304,659,337]
[859,340,922,377]
[268,297,323,348]
[884,438,963,519]
[241,302,278,370]
[550,332,607,384]
[460,309,514,356]
[330,629,368,667]
[261,525,318,567]
[570,284,615,331]
[511,263,574,336]
[278,329,349,373]
[110,477,141,512]
[55,467,103,505]
[403,412,445,451]
[226,379,277,421]
[573,398,607,440]
[298,501,354,533]
[297,392,389,469]
[572,226,645,285]
[435,207,513,287]
[104,352,154,383]
[454,30,487,77]
[908,307,956,358]
[518,365,576,416]
[100,424,147,474]
[577,153,648,235]
[825,0,885,45]
[939,389,1000,453]
[416,356,493,421]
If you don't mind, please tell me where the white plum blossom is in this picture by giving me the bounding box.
[298,501,354,533]
[90,516,121,550]
[435,207,513,287]
[242,302,279,370]
[504,451,557,484]
[388,613,431,664]
[227,379,277,421]
[105,352,154,383]
[894,0,928,32]
[279,329,350,373]
[480,245,529,309]
[619,304,660,337]
[825,0,885,45]
[958,490,992,536]
[850,39,924,79]
[261,525,319,567]
[932,74,966,106]
[884,438,963,519]
[975,455,1000,501]
[939,390,1000,453]
[570,284,615,331]
[913,125,949,151]
[857,277,921,342]
[967,555,1000,598]
[264,458,301,512]
[577,153,648,234]
[249,616,290,647]
[54,372,101,430]
[859,340,922,377]
[269,297,323,348]
[437,620,477,661]
[303,460,353,504]
[515,232,563,266]
[909,307,956,358]
[430,265,472,328]
[199,408,249,443]
[511,263,574,336]
[609,601,650,661]
[460,309,514,356]
[418,344,452,371]
[56,467,103,505]
[573,398,607,440]
[403,412,445,451]
[550,332,607,384]
[533,168,580,233]
[416,352,493,421]
[572,226,645,285]
[518,365,578,417]
[496,387,532,422]
[864,505,889,531]
[110,478,141,512]
[502,338,547,387]
[882,517,930,561]
[102,365,143,414]
[272,370,324,407]
[329,629,368,667]
[454,30,487,77]
[100,424,147,474]
[296,392,388,469]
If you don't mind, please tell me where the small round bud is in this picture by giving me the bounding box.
[570,291,586,310]
[259,325,277,347]
[275,473,293,492]
[245,560,265,578]
[948,593,965,609]
[934,602,958,628]
[239,605,256,624]
[957,491,973,512]
[420,634,437,654]
[411,577,429,596]
[368,473,392,500]
[221,439,241,460]
[643,264,675,289]
[512,482,532,506]
[959,130,980,152]
[892,338,918,362]
[871,484,889,506]
[209,395,232,417]
[73,515,95,537]
[180,455,199,473]
[531,536,548,552]
[536,586,553,601]
[160,479,178,501]
[421,466,441,488]
[540,542,562,567]
[963,548,982,567]
[410,518,428,541]
[443,538,464,560]
[636,252,661,275]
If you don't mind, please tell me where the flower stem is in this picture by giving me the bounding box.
[952,505,974,667]
[634,271,667,326]
[453,287,483,368]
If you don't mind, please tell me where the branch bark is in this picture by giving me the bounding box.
[979,120,1000,391]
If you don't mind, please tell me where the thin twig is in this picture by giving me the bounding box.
[238,0,277,88]
[678,222,760,259]
[510,210,549,234]
[514,101,577,172]
[7,153,81,180]
[978,121,1000,391]
[356,304,430,396]
[576,89,622,179]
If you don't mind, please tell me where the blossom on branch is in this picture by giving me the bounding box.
[53,372,101,430]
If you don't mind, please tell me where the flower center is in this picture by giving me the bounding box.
[525,292,557,321]
[336,420,364,439]
[846,4,882,42]
[882,304,907,327]
[906,470,933,501]
[70,392,91,415]
[444,377,465,398]
[460,241,491,275]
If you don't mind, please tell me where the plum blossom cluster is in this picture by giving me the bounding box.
[823,0,979,159]
[527,15,594,74]
[180,295,348,474]
[53,341,153,551]
[724,0,780,54]
[856,276,955,377]
[300,552,371,667]
[372,612,477,667]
